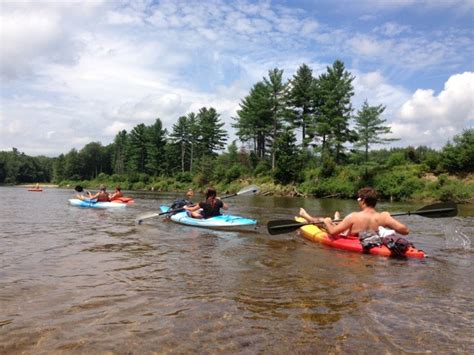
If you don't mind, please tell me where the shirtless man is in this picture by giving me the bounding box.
[85,184,110,202]
[299,187,409,237]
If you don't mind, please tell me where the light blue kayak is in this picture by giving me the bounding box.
[160,205,257,230]
[69,198,128,208]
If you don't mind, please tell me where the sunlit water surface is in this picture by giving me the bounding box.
[0,187,472,353]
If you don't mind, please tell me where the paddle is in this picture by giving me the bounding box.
[136,185,260,224]
[73,185,95,201]
[267,201,458,235]
[74,185,90,194]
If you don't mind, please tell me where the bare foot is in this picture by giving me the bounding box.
[299,208,311,220]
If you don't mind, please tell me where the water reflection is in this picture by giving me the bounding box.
[0,187,472,353]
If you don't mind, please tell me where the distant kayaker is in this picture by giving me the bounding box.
[109,186,124,200]
[299,187,409,237]
[184,187,228,219]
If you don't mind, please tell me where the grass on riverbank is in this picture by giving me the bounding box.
[52,170,474,203]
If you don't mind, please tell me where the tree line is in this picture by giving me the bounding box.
[1,61,473,201]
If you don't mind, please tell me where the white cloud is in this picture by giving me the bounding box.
[347,0,474,12]
[104,121,133,136]
[0,0,472,155]
[392,72,474,147]
[0,1,105,80]
[349,35,387,57]
[374,22,411,36]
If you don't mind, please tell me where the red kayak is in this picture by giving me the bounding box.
[28,189,43,192]
[111,197,134,204]
[295,217,426,258]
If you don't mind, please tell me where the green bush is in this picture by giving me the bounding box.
[374,170,425,200]
[386,152,406,167]
[97,172,109,181]
[175,172,193,183]
[254,160,271,177]
[225,165,242,183]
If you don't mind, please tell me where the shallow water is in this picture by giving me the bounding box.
[0,186,473,353]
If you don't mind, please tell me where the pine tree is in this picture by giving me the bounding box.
[233,81,273,160]
[354,100,398,177]
[316,60,355,163]
[127,123,148,173]
[263,68,287,169]
[145,118,167,176]
[195,107,228,158]
[286,63,315,148]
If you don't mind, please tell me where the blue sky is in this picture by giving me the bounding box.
[1,0,473,156]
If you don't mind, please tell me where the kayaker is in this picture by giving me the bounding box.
[77,184,110,202]
[184,187,228,219]
[299,187,409,238]
[109,186,124,200]
[169,188,195,211]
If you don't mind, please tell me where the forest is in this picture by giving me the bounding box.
[1,61,473,202]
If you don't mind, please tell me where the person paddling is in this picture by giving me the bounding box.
[170,189,195,210]
[184,187,228,219]
[77,184,110,202]
[299,187,409,238]
[109,186,124,200]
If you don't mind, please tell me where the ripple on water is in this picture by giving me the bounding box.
[1,187,473,353]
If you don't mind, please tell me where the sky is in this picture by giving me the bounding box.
[1,0,473,157]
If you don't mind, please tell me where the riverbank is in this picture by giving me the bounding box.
[52,172,474,203]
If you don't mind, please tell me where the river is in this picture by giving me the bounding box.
[0,186,472,353]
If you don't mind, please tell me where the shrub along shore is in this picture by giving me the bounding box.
[52,170,474,204]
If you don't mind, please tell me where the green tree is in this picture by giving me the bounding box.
[263,68,287,169]
[354,100,398,175]
[195,107,228,158]
[63,148,82,180]
[52,154,66,182]
[316,60,355,163]
[127,123,148,173]
[441,129,474,173]
[79,142,105,179]
[145,118,167,176]
[112,130,128,175]
[286,63,315,148]
[170,115,193,173]
[233,81,273,160]
[272,129,304,184]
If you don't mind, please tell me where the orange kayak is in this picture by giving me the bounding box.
[295,217,426,258]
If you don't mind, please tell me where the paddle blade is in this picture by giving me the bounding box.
[236,185,260,196]
[414,201,458,218]
[267,219,308,235]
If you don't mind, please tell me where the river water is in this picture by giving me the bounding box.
[0,186,472,353]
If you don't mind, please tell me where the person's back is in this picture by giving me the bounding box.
[339,209,404,235]
[90,184,110,202]
[199,198,223,218]
[96,190,110,202]
[323,188,409,237]
[185,187,228,219]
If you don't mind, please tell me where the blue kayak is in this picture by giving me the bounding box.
[160,205,257,230]
[69,199,128,208]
